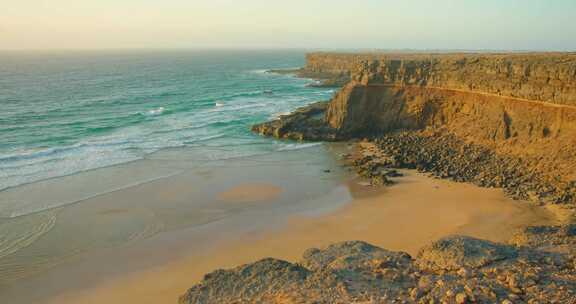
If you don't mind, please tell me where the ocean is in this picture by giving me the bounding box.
[0,50,335,218]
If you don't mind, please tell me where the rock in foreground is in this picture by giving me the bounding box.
[180,233,576,304]
[416,236,518,271]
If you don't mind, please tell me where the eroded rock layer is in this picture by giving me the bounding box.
[306,52,576,105]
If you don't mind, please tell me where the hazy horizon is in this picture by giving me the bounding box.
[2,0,576,51]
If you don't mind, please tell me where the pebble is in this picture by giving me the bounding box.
[455,292,468,304]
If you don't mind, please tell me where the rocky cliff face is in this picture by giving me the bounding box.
[321,54,576,186]
[327,84,576,162]
[318,53,576,176]
[306,52,576,106]
[254,52,576,207]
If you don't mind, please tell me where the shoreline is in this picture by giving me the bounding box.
[43,169,558,304]
[0,143,352,304]
[3,52,575,303]
[183,52,576,302]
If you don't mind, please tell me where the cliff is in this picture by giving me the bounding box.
[327,84,576,173]
[254,52,576,207]
[305,52,576,105]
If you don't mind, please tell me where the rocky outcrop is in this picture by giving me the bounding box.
[511,224,576,248]
[180,231,576,304]
[251,102,337,141]
[416,236,517,271]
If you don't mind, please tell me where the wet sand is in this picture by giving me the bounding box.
[217,183,283,202]
[44,170,556,304]
[0,144,353,304]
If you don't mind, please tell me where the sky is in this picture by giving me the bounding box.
[1,0,575,50]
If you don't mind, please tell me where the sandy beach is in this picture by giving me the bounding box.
[217,183,284,203]
[41,168,556,304]
[0,143,350,303]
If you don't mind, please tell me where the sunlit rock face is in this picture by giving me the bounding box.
[180,234,576,304]
[305,52,576,106]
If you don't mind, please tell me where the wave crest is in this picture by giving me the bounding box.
[142,107,165,116]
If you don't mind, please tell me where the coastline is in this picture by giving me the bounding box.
[184,52,576,303]
[3,52,575,303]
[0,143,352,303]
[43,169,557,304]
[255,52,576,212]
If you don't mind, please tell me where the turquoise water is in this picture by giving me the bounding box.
[0,50,335,216]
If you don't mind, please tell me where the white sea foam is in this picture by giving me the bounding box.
[0,210,58,258]
[277,142,323,151]
[183,134,226,145]
[0,57,338,219]
[143,107,165,116]
[270,111,291,119]
[208,102,268,113]
[0,170,182,219]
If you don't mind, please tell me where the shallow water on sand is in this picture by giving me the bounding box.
[39,170,556,304]
[0,143,353,303]
[0,50,339,293]
[0,50,335,216]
